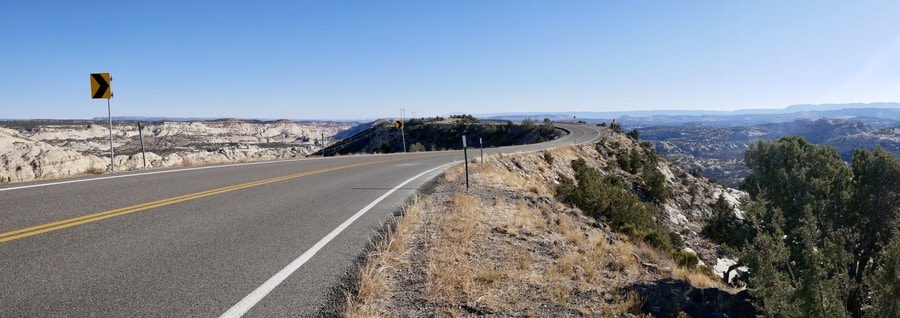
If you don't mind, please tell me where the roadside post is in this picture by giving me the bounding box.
[479,137,484,167]
[138,123,147,168]
[400,108,407,152]
[463,135,469,190]
[394,119,406,152]
[90,73,114,172]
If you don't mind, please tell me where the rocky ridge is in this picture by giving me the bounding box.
[322,117,560,155]
[0,119,354,183]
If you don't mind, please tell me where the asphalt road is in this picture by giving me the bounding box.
[0,123,603,317]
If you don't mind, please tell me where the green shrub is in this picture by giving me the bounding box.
[642,231,673,251]
[541,150,554,165]
[521,118,537,129]
[615,154,629,172]
[697,264,716,277]
[558,158,655,232]
[449,114,479,124]
[610,121,622,133]
[701,195,749,248]
[668,231,684,250]
[736,138,900,316]
[409,142,426,152]
[619,223,639,237]
[672,250,699,268]
[626,129,640,140]
[557,156,690,268]
[641,165,670,203]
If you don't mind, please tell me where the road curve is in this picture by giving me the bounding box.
[0,123,603,316]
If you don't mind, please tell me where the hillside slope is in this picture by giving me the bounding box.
[320,117,560,155]
[338,128,752,317]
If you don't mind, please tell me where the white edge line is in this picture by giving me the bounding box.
[218,162,454,318]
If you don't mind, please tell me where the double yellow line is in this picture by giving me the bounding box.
[0,157,415,244]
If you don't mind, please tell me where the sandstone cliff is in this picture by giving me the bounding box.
[0,120,355,184]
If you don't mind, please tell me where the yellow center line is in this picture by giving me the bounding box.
[0,156,433,244]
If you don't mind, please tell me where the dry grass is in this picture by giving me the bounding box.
[345,197,427,318]
[179,157,198,167]
[439,164,465,184]
[345,145,730,317]
[84,166,106,175]
[673,267,722,289]
[425,194,503,310]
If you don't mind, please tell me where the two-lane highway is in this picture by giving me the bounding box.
[0,123,602,316]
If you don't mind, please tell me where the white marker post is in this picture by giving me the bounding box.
[479,137,484,167]
[574,116,577,145]
[462,135,469,190]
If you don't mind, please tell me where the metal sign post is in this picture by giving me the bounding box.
[138,123,147,169]
[401,127,406,152]
[394,119,406,153]
[91,73,114,172]
[463,135,469,190]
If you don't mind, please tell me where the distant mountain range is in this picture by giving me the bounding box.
[641,117,900,187]
[483,103,900,128]
[481,103,900,188]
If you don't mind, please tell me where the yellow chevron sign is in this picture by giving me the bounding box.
[90,73,112,99]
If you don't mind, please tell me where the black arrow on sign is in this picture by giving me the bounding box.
[92,73,109,99]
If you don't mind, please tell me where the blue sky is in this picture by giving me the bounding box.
[2,1,900,120]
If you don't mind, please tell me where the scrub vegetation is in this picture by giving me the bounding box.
[342,126,755,317]
[321,116,561,155]
[342,125,900,317]
[706,136,900,317]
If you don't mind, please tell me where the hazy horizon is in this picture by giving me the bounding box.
[2,102,899,122]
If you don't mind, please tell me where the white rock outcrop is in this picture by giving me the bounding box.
[1,120,355,184]
[1,128,107,183]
